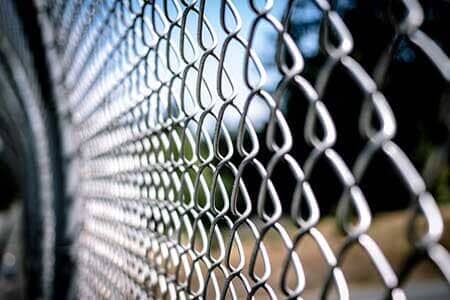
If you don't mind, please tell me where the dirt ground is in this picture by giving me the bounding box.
[225,204,450,297]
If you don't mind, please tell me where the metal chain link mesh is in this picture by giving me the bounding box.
[36,0,449,298]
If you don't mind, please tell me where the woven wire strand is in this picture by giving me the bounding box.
[36,0,450,298]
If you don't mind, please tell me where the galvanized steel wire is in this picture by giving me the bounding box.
[35,0,450,299]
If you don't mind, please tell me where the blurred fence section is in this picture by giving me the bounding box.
[36,0,449,298]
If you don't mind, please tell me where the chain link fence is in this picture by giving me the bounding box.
[33,0,450,298]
